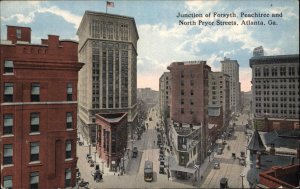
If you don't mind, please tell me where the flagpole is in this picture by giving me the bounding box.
[106,1,108,14]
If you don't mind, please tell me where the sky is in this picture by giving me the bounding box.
[1,0,299,92]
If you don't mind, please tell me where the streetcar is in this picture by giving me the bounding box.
[144,160,153,182]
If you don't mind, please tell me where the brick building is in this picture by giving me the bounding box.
[95,113,127,171]
[167,61,210,180]
[0,26,83,188]
[259,165,300,188]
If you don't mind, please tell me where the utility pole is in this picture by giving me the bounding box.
[240,173,245,189]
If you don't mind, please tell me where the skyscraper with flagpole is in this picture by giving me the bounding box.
[77,10,139,145]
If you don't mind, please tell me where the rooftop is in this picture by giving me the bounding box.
[248,130,266,152]
[95,112,127,123]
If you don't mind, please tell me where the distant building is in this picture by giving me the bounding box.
[1,26,83,188]
[253,46,264,57]
[137,88,159,108]
[221,57,240,113]
[77,11,139,144]
[250,53,299,131]
[167,61,210,181]
[208,72,230,131]
[159,72,171,127]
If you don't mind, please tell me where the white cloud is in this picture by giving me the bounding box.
[1,12,35,24]
[37,6,81,29]
[1,2,81,29]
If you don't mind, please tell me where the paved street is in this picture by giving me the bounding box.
[76,105,195,188]
[200,113,250,188]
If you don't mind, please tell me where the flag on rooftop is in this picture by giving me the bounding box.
[107,1,114,7]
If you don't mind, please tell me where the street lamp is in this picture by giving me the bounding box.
[101,161,104,174]
[94,151,97,164]
[240,173,245,189]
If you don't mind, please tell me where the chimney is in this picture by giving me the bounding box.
[270,143,275,155]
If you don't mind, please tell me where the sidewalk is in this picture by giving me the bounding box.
[77,135,132,177]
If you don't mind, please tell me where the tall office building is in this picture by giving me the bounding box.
[250,49,299,131]
[166,61,210,180]
[208,72,230,119]
[208,71,230,140]
[77,11,139,143]
[221,57,240,113]
[159,72,171,124]
[1,26,83,188]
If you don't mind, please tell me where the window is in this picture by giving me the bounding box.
[280,67,286,76]
[30,172,39,189]
[181,89,184,95]
[4,144,13,165]
[190,80,194,86]
[4,114,13,135]
[289,67,295,76]
[31,83,40,102]
[66,112,73,129]
[255,68,261,77]
[65,168,71,187]
[190,90,194,95]
[16,29,21,39]
[66,140,72,159]
[30,113,40,133]
[3,175,13,189]
[30,142,39,162]
[4,60,13,73]
[181,108,184,114]
[67,83,73,101]
[181,98,184,105]
[4,83,13,102]
[263,67,269,77]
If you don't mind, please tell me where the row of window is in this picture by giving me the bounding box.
[3,140,72,165]
[3,82,73,102]
[3,168,72,189]
[255,103,298,108]
[255,78,298,83]
[254,97,299,102]
[254,66,298,77]
[256,91,298,96]
[255,109,299,115]
[254,84,298,89]
[3,112,73,135]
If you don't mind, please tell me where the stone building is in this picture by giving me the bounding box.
[250,48,299,131]
[1,26,83,188]
[208,72,230,124]
[159,72,171,136]
[221,57,240,113]
[77,11,139,144]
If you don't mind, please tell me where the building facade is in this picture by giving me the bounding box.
[221,57,240,113]
[1,26,83,188]
[137,88,159,108]
[250,50,299,131]
[159,72,171,131]
[167,61,210,179]
[208,72,230,127]
[95,113,127,171]
[77,11,139,144]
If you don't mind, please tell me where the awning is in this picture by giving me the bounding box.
[168,155,197,174]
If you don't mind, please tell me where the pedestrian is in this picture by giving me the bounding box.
[154,140,155,145]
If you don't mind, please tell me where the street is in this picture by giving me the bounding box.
[76,105,195,188]
[200,113,250,188]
